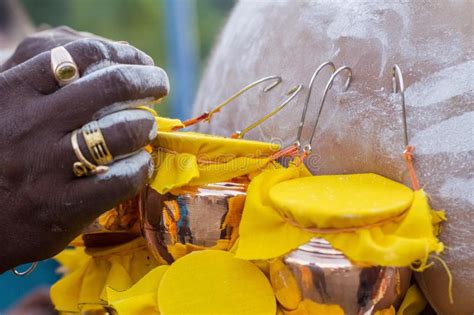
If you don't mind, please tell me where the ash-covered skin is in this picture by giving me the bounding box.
[0,28,169,273]
[193,1,473,314]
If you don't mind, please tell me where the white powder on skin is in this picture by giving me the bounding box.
[83,59,117,76]
[405,60,474,108]
[439,177,474,205]
[96,150,150,181]
[411,111,474,155]
[97,109,155,130]
[193,2,474,312]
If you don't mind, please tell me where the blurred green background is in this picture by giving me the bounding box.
[22,0,235,117]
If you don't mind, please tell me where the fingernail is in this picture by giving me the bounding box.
[148,156,155,179]
[149,118,158,141]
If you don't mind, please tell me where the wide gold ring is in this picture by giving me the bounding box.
[82,121,113,165]
[71,130,108,177]
[51,46,79,86]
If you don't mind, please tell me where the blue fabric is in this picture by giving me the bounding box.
[0,259,59,311]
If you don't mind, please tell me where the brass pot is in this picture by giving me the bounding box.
[276,238,412,315]
[141,181,248,263]
[80,195,142,247]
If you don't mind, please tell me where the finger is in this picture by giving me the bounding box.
[0,26,82,71]
[69,150,152,219]
[49,65,168,127]
[77,109,157,163]
[5,38,154,94]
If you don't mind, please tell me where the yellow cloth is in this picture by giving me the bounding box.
[269,173,414,229]
[158,250,276,315]
[51,238,160,312]
[107,265,169,315]
[236,165,444,267]
[150,131,279,194]
[396,285,428,315]
[135,106,185,132]
[155,116,185,132]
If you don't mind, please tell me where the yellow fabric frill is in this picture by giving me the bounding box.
[236,164,444,267]
[51,238,160,313]
[155,116,185,132]
[135,106,185,132]
[150,131,280,194]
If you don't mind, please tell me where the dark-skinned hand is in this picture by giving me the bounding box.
[1,26,100,72]
[0,32,168,273]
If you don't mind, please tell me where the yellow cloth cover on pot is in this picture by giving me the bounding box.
[51,238,160,312]
[236,164,444,267]
[150,131,280,194]
[158,250,276,315]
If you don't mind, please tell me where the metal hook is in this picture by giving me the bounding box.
[204,75,282,119]
[392,64,408,147]
[304,66,352,153]
[233,84,303,139]
[295,61,336,148]
[12,262,38,276]
[179,76,282,128]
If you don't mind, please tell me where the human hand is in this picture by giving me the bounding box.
[0,37,168,273]
[1,26,101,72]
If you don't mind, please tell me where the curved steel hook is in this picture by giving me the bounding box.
[205,75,282,121]
[392,64,408,147]
[296,61,336,147]
[233,84,303,139]
[179,76,282,128]
[12,262,38,276]
[305,66,352,153]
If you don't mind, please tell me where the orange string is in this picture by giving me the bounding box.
[403,145,420,191]
[174,112,211,130]
[269,143,300,162]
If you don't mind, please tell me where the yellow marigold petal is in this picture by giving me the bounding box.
[158,250,276,315]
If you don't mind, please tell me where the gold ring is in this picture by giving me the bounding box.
[71,130,108,177]
[51,46,79,86]
[82,121,113,165]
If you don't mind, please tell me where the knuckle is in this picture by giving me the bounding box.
[54,25,77,35]
[72,38,112,61]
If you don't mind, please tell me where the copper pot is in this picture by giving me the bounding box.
[276,238,412,315]
[80,195,142,247]
[141,181,248,263]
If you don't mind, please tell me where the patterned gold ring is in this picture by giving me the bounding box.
[82,121,113,165]
[71,130,108,177]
